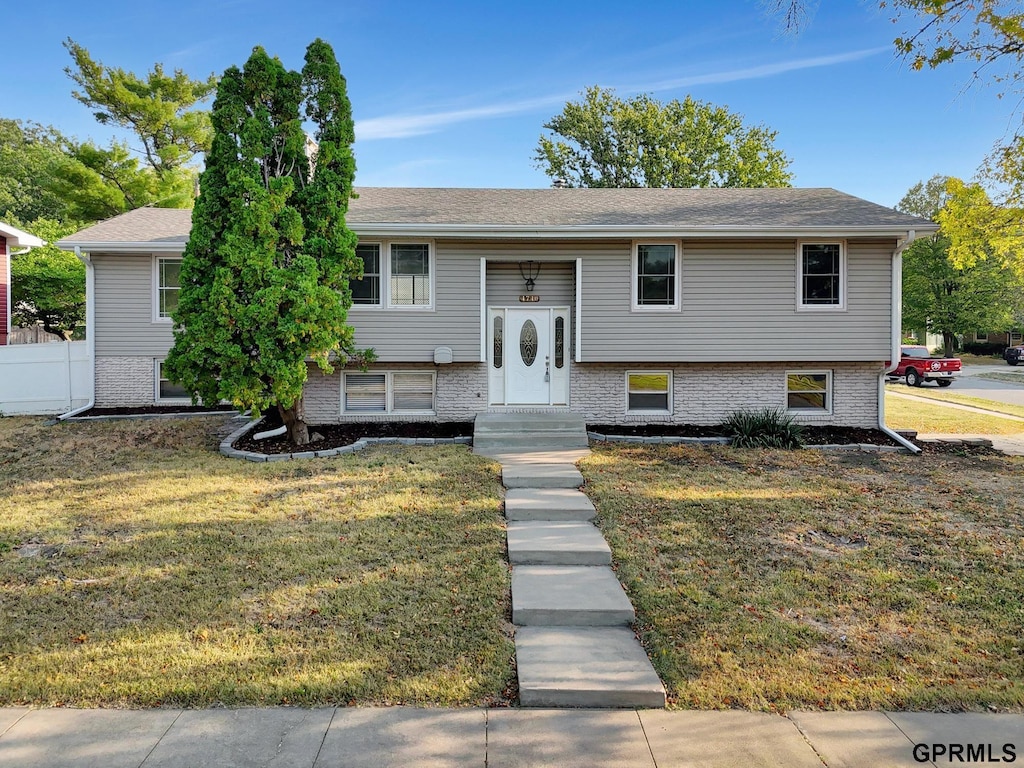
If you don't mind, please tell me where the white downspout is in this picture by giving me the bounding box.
[879,230,921,453]
[58,246,95,420]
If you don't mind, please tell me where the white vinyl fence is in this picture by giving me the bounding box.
[0,341,92,415]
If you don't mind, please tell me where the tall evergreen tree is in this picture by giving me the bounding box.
[164,40,369,445]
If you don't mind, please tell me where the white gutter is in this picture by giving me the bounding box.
[57,224,940,252]
[58,246,95,420]
[878,230,920,454]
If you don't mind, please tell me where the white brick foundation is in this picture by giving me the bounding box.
[95,357,883,429]
[303,363,487,424]
[571,362,883,428]
[95,356,157,407]
[304,361,882,428]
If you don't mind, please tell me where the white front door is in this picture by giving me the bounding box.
[488,308,570,406]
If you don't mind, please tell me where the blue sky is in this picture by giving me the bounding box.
[3,0,1013,207]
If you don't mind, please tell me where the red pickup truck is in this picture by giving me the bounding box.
[891,345,960,387]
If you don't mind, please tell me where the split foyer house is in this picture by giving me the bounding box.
[58,186,936,429]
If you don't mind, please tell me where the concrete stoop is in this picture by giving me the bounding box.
[474,412,589,453]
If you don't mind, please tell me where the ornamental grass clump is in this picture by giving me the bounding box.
[720,407,804,448]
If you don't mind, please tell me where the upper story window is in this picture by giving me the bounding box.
[349,241,433,309]
[632,243,680,311]
[798,241,845,310]
[390,243,431,307]
[351,244,381,305]
[155,257,182,322]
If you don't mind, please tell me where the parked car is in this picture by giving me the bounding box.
[891,346,960,387]
[1004,344,1024,366]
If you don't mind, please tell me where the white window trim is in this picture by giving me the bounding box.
[347,240,436,311]
[625,370,673,414]
[796,240,846,312]
[342,370,437,415]
[631,241,682,313]
[974,331,989,342]
[350,241,384,308]
[785,369,833,415]
[154,359,191,404]
[152,255,183,323]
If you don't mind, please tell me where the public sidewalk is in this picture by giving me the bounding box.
[2,706,1023,767]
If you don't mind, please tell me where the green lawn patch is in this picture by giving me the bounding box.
[884,388,1024,431]
[581,443,1024,711]
[0,416,513,707]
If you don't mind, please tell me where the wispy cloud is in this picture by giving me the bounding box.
[356,94,571,141]
[624,47,891,93]
[355,47,889,141]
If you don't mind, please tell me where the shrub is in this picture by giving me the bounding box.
[719,407,805,449]
[962,341,1005,357]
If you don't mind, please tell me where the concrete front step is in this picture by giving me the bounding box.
[504,488,596,521]
[502,464,583,489]
[516,626,667,708]
[476,412,587,431]
[507,522,612,566]
[512,565,635,626]
[473,432,590,450]
[474,413,590,452]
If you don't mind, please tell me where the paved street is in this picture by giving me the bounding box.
[892,363,1024,408]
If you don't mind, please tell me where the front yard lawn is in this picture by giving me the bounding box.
[0,416,513,707]
[885,392,1024,434]
[582,442,1024,711]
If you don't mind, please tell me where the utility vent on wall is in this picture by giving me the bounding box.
[433,346,453,364]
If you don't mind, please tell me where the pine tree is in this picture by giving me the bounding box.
[164,40,369,445]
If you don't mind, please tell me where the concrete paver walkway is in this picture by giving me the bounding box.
[3,706,1022,767]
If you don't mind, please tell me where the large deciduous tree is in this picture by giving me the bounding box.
[765,1,1024,198]
[10,220,86,341]
[899,175,1022,356]
[164,39,369,445]
[534,86,793,188]
[65,38,216,206]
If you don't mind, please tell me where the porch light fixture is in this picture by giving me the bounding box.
[519,260,541,292]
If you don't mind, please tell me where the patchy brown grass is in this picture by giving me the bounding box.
[0,416,513,708]
[581,443,1024,712]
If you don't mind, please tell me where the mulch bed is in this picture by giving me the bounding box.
[74,405,236,417]
[589,423,899,446]
[61,406,994,457]
[233,415,475,455]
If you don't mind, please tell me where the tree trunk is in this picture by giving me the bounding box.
[942,331,956,358]
[278,398,310,446]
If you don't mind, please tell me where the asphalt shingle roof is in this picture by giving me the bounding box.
[59,187,934,246]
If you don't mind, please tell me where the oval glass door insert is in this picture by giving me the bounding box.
[520,320,538,366]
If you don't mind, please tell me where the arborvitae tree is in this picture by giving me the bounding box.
[164,39,369,445]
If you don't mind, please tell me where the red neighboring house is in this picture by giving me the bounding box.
[0,222,45,345]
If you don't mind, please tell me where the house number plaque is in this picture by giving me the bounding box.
[519,295,540,303]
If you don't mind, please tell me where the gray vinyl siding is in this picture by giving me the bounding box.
[93,253,174,357]
[486,261,575,307]
[580,239,894,362]
[347,241,480,361]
